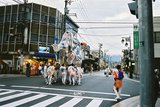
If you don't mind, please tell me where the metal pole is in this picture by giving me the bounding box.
[129,36,133,78]
[139,0,154,106]
[20,0,27,68]
[64,0,68,33]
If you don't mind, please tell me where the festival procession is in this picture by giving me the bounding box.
[23,32,85,85]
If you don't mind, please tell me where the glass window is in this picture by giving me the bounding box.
[5,14,10,22]
[33,4,40,13]
[48,35,54,43]
[0,7,4,15]
[31,23,39,34]
[31,33,38,41]
[0,15,4,22]
[40,24,47,34]
[155,32,160,43]
[12,5,18,14]
[4,23,9,33]
[41,14,48,23]
[11,14,17,22]
[48,25,54,35]
[49,8,56,16]
[39,35,46,42]
[49,16,55,24]
[32,12,40,21]
[42,6,48,14]
[3,33,8,42]
[18,13,23,21]
[0,34,2,43]
[6,6,11,14]
[0,24,3,32]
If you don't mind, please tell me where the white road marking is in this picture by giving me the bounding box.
[1,94,47,107]
[59,97,83,107]
[31,96,64,107]
[0,92,30,102]
[11,85,131,97]
[0,90,16,96]
[86,99,103,107]
[0,88,117,102]
[0,84,6,87]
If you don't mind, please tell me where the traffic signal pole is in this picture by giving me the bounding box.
[138,0,155,106]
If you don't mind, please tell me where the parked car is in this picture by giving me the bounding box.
[104,67,112,77]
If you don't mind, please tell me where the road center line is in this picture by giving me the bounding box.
[11,85,130,97]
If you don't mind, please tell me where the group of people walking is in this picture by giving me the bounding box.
[39,62,83,85]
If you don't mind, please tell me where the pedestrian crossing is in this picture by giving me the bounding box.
[0,89,117,107]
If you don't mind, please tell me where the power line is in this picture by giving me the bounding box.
[79,26,133,29]
[75,21,138,24]
[12,0,23,4]
[78,33,133,37]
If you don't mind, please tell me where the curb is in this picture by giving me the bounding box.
[111,96,140,107]
[0,74,26,78]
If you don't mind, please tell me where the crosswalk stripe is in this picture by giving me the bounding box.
[86,99,103,107]
[59,97,83,107]
[31,96,64,107]
[1,94,47,107]
[0,90,16,96]
[0,92,31,102]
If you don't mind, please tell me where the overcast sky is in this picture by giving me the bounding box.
[1,0,160,55]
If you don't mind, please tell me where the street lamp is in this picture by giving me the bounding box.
[121,36,133,78]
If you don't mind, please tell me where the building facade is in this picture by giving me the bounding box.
[153,16,160,70]
[0,3,79,73]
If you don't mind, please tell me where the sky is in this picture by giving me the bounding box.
[1,0,160,55]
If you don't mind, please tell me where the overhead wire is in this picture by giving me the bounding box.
[71,0,97,49]
[76,0,99,49]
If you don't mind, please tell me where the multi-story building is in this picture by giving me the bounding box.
[0,3,79,73]
[153,16,160,70]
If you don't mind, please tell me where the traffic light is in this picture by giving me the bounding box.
[128,0,138,18]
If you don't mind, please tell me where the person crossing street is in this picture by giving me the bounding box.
[112,65,124,100]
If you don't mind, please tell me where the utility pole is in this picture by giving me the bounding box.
[138,0,155,106]
[20,0,27,68]
[98,43,102,71]
[64,0,69,33]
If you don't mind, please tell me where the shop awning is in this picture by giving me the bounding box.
[34,52,56,58]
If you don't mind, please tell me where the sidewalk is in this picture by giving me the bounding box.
[112,96,160,107]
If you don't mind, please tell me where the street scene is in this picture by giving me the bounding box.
[0,71,140,107]
[0,0,160,107]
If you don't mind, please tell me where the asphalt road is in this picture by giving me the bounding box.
[0,70,140,107]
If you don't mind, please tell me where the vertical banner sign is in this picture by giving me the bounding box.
[133,24,139,49]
